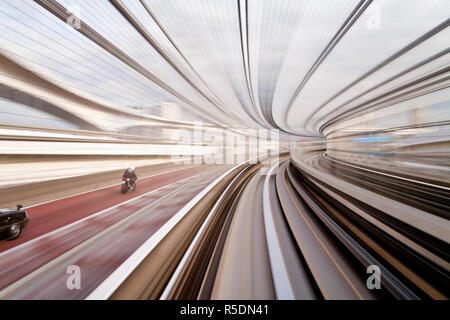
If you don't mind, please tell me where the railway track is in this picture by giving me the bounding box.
[0,154,447,300]
[103,154,448,300]
[317,154,450,219]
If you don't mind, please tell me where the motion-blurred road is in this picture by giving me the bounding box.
[0,165,228,299]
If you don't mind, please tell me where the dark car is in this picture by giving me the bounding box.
[0,204,29,240]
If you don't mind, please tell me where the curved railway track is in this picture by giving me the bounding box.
[0,154,447,300]
[104,154,448,300]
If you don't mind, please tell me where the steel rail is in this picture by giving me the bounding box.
[160,162,260,299]
[276,161,373,299]
[286,164,419,299]
[262,161,296,299]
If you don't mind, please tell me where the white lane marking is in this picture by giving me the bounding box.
[23,165,196,209]
[159,167,247,299]
[86,164,242,300]
[263,161,295,300]
[324,153,450,191]
[0,174,201,259]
